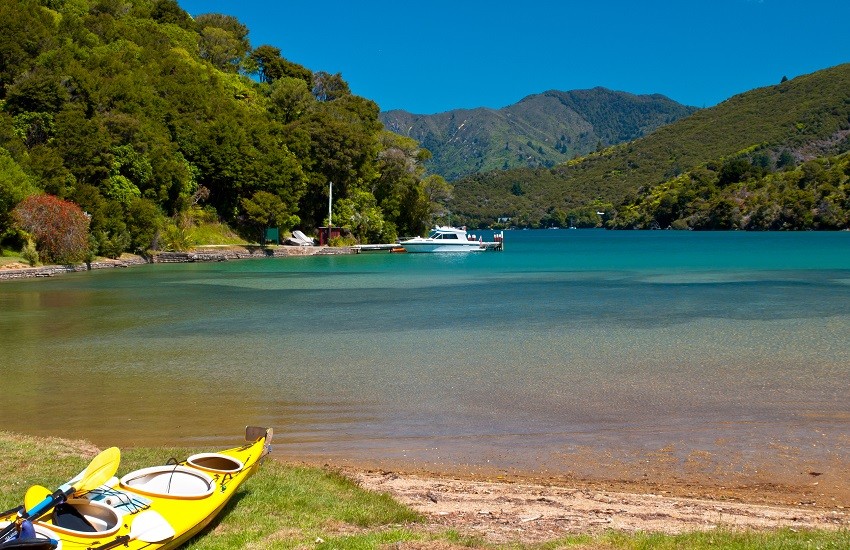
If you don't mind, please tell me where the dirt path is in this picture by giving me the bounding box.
[352,470,849,544]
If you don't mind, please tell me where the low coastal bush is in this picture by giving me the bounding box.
[20,240,38,266]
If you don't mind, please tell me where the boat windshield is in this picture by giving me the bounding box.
[428,230,461,240]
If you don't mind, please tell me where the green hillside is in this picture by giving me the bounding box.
[380,88,697,181]
[0,0,444,261]
[450,64,850,229]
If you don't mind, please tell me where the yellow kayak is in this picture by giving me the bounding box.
[1,427,272,550]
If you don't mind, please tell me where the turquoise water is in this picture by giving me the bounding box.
[2,230,850,483]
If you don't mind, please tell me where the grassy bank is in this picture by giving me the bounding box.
[1,433,847,549]
[0,432,457,549]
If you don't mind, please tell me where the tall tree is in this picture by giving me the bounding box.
[150,0,193,29]
[240,190,299,241]
[268,77,313,124]
[312,71,350,102]
[195,13,251,72]
[252,45,312,84]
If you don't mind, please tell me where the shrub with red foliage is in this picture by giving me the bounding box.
[12,194,90,264]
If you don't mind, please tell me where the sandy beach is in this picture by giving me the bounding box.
[348,468,849,543]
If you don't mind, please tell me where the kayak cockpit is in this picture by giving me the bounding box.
[46,499,121,538]
[185,453,243,474]
[119,466,214,499]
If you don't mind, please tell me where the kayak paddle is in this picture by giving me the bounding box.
[88,510,175,550]
[0,447,120,543]
[22,488,50,517]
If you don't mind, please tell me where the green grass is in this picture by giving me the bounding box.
[1,433,847,549]
[187,221,249,246]
[0,248,26,266]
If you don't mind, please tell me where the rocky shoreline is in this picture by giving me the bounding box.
[0,244,351,281]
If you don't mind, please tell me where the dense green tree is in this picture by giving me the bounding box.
[125,197,164,250]
[4,69,67,115]
[252,45,282,83]
[195,13,250,72]
[252,45,312,85]
[692,197,741,229]
[422,174,452,226]
[0,0,457,256]
[54,108,113,184]
[13,112,56,148]
[292,94,382,228]
[0,149,38,238]
[143,148,196,214]
[312,71,350,102]
[718,158,754,186]
[240,190,299,241]
[150,0,193,29]
[24,145,76,198]
[0,0,57,98]
[268,77,313,123]
[332,188,386,243]
[373,131,437,237]
[777,150,795,169]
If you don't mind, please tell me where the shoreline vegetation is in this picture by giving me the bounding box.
[1,433,847,548]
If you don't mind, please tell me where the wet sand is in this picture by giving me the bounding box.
[289,443,850,543]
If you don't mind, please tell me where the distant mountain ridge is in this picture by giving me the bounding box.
[448,63,850,230]
[380,88,698,180]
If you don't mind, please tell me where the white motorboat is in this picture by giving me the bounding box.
[398,226,485,253]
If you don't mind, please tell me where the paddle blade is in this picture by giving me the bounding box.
[73,447,120,494]
[23,487,51,514]
[129,511,175,543]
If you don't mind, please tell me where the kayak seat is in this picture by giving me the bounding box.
[53,503,96,533]
[44,500,121,537]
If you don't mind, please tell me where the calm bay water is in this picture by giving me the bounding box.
[2,230,850,484]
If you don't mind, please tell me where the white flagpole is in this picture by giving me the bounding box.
[327,181,333,244]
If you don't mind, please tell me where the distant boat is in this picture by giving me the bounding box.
[398,226,485,253]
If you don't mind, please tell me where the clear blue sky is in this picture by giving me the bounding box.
[177,0,850,114]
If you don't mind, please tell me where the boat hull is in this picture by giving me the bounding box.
[398,241,483,253]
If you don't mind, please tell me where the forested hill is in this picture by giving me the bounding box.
[450,64,850,229]
[380,88,697,181]
[1,0,446,262]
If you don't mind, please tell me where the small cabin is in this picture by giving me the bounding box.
[317,226,345,245]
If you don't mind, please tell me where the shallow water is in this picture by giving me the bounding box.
[2,230,850,485]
